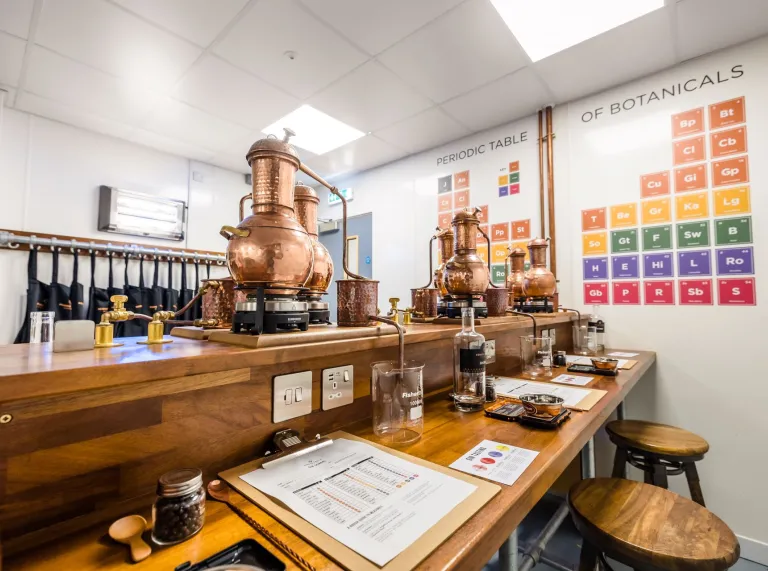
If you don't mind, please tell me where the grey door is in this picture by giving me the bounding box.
[318,212,373,321]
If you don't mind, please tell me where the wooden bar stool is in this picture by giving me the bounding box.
[569,478,739,571]
[606,420,709,506]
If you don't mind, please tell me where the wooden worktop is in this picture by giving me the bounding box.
[6,350,656,571]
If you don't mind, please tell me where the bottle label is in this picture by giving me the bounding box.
[460,345,486,373]
[588,319,605,333]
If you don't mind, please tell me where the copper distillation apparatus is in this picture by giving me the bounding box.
[519,238,558,313]
[505,246,527,309]
[410,228,440,319]
[441,207,489,319]
[434,226,453,315]
[478,226,510,317]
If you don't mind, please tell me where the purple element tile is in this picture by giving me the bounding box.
[611,255,639,279]
[677,250,711,276]
[716,247,754,275]
[583,257,609,280]
[498,186,508,197]
[643,253,674,278]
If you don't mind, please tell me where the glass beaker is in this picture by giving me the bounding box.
[573,325,597,356]
[520,335,553,377]
[371,361,424,445]
[30,311,55,344]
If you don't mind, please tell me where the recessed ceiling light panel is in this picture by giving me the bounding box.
[490,0,665,62]
[261,104,365,155]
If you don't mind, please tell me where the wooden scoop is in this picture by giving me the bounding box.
[108,514,152,563]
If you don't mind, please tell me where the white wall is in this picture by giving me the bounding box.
[0,108,241,343]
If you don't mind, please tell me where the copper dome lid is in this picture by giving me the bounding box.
[246,128,300,168]
[293,182,319,203]
[452,207,481,225]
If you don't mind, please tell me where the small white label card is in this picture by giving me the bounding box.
[607,352,638,357]
[551,373,594,386]
[449,439,538,486]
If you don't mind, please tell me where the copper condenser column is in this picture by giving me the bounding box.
[505,247,527,309]
[411,229,439,318]
[478,226,509,317]
[442,207,490,319]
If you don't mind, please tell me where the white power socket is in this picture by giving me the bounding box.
[273,371,312,422]
[485,340,496,364]
[322,365,354,410]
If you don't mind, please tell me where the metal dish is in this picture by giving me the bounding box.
[591,357,619,371]
[519,393,565,418]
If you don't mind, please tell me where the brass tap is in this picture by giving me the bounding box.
[95,295,138,348]
[137,310,177,345]
[402,308,414,325]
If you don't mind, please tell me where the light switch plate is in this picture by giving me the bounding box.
[484,340,496,364]
[273,371,312,422]
[322,365,354,410]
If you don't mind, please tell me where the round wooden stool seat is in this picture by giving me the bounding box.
[606,420,709,457]
[569,478,739,571]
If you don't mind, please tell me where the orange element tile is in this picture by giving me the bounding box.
[675,191,709,220]
[710,126,747,158]
[511,219,531,239]
[713,186,750,216]
[438,212,452,229]
[491,243,508,263]
[610,203,637,228]
[490,222,509,242]
[641,197,671,224]
[476,205,489,223]
[709,97,745,130]
[477,244,488,264]
[674,164,707,193]
[476,224,489,241]
[640,171,670,198]
[671,107,704,138]
[509,161,519,172]
[437,193,452,213]
[453,189,470,210]
[672,135,705,166]
[454,170,470,189]
[582,232,608,256]
[582,208,606,231]
[712,156,749,187]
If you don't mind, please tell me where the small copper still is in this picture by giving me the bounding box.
[297,164,379,327]
[477,226,509,317]
[201,278,245,329]
[434,227,453,299]
[523,238,557,298]
[293,182,334,293]
[505,247,527,305]
[443,208,490,296]
[411,229,439,318]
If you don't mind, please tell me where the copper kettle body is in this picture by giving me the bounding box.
[434,227,453,298]
[220,129,314,288]
[506,247,527,304]
[293,183,333,293]
[523,238,557,297]
[443,208,490,296]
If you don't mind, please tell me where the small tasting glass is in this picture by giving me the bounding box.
[29,311,55,344]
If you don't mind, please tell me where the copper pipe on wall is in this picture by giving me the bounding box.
[560,307,581,324]
[545,106,557,278]
[479,227,496,288]
[369,315,404,373]
[418,234,437,289]
[538,109,546,238]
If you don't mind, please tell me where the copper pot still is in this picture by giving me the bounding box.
[506,247,527,304]
[484,287,509,317]
[411,288,438,318]
[293,182,333,293]
[201,278,245,329]
[434,227,453,298]
[523,238,557,297]
[443,208,490,296]
[220,129,314,289]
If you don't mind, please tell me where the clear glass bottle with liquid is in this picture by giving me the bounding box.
[453,307,486,412]
[588,305,606,352]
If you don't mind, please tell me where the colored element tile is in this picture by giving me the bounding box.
[583,257,609,280]
[611,229,638,253]
[499,186,509,197]
[610,203,637,228]
[476,224,489,241]
[584,282,609,305]
[498,175,508,186]
[509,183,520,195]
[511,241,530,261]
[509,161,519,172]
[613,281,640,305]
[437,193,452,213]
[511,219,530,239]
[679,279,713,305]
[438,175,452,194]
[477,244,488,264]
[717,277,756,305]
[509,172,520,183]
[671,108,704,138]
[491,264,506,284]
[453,189,470,210]
[715,217,752,246]
[676,221,710,248]
[672,135,705,165]
[641,197,671,224]
[675,191,709,220]
[491,222,509,242]
[677,250,711,277]
[611,255,639,279]
[644,281,675,305]
[438,212,452,229]
[709,97,745,130]
[716,247,754,275]
[476,205,489,223]
[582,232,608,256]
[642,225,672,251]
[713,186,750,216]
[712,156,749,187]
[454,170,469,189]
[674,164,707,193]
[710,126,747,158]
[582,208,606,231]
[491,243,508,263]
[640,171,670,198]
[643,253,674,278]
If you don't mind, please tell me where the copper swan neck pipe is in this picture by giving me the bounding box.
[506,309,537,338]
[479,226,496,288]
[545,106,557,278]
[368,315,405,373]
[238,194,252,221]
[419,232,438,290]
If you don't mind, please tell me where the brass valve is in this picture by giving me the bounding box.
[95,295,137,348]
[137,310,177,346]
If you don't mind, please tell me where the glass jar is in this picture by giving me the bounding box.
[371,361,425,445]
[152,468,206,545]
[573,325,598,356]
[588,305,606,352]
[453,307,486,412]
[520,336,553,378]
[30,311,55,344]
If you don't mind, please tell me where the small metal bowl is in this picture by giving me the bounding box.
[519,393,565,418]
[591,357,619,371]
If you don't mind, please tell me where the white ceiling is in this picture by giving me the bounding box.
[1,0,767,180]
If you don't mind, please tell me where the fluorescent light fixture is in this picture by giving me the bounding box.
[261,104,365,155]
[98,186,186,241]
[490,0,665,62]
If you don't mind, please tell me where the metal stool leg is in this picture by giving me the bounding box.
[683,462,706,506]
[611,447,628,478]
[498,528,519,571]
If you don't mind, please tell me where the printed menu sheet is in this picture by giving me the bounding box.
[450,440,538,486]
[494,376,593,408]
[240,438,476,566]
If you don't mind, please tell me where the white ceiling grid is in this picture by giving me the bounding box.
[0,0,766,180]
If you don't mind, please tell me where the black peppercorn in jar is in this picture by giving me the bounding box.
[151,468,206,545]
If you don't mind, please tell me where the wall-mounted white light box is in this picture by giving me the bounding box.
[98,186,186,241]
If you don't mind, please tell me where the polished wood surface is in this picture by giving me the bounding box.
[569,478,739,571]
[6,350,655,571]
[606,420,710,456]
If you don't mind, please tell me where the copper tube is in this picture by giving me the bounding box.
[132,314,152,322]
[538,109,546,238]
[478,226,496,288]
[369,315,404,373]
[560,307,581,323]
[238,193,252,222]
[545,106,557,277]
[173,287,207,318]
[506,309,537,338]
[419,233,437,289]
[299,162,366,281]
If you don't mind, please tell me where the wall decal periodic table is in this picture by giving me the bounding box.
[581,96,756,306]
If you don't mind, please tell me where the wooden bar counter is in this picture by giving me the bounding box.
[0,313,655,570]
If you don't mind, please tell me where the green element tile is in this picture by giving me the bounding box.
[491,264,507,284]
[611,229,638,253]
[642,225,672,251]
[508,172,520,184]
[524,262,531,272]
[677,221,710,248]
[715,217,752,245]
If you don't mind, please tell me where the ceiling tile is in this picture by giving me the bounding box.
[307,134,406,178]
[129,127,217,164]
[16,92,137,141]
[36,0,201,92]
[113,0,248,47]
[213,0,367,99]
[441,67,550,131]
[533,8,675,103]
[676,0,768,61]
[174,56,300,130]
[142,98,253,154]
[375,108,469,154]
[0,31,25,86]
[24,46,164,124]
[298,0,464,55]
[377,0,528,103]
[0,0,34,39]
[308,61,433,132]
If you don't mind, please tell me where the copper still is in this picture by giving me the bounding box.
[444,208,489,296]
[411,229,439,318]
[506,247,527,305]
[293,182,334,293]
[201,278,245,329]
[434,227,453,298]
[523,238,557,297]
[477,226,509,317]
[220,128,314,289]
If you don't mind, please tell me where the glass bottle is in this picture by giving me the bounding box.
[453,307,486,412]
[588,305,606,352]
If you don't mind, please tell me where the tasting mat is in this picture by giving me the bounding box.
[206,323,398,348]
[169,326,219,340]
[220,431,500,571]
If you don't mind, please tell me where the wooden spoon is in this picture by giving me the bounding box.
[108,514,152,563]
